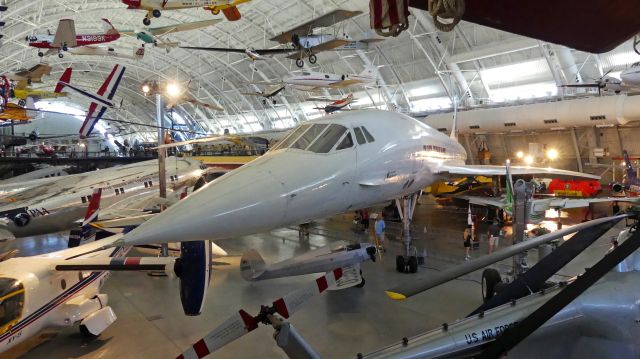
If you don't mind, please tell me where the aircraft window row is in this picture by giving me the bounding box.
[143,180,153,188]
[307,124,348,153]
[43,172,63,178]
[115,187,125,195]
[169,175,179,182]
[0,278,24,328]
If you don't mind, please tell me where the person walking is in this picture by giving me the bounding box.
[488,219,501,254]
[463,225,472,260]
[375,213,386,252]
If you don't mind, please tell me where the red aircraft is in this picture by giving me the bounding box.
[547,179,602,198]
[27,19,120,58]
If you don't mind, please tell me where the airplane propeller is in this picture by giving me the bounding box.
[176,268,344,359]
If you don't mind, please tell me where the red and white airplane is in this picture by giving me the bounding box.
[121,0,251,25]
[56,65,126,138]
[27,19,120,58]
[308,93,356,113]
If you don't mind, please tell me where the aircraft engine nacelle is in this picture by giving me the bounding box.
[174,240,212,316]
[341,74,346,81]
[13,212,30,227]
[611,182,625,195]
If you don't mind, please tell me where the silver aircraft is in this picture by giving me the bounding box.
[0,157,205,240]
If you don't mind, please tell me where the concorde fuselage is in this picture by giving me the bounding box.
[123,110,467,245]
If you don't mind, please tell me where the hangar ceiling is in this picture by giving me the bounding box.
[1,0,639,141]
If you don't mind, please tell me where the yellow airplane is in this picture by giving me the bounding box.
[0,101,34,122]
[11,81,67,106]
[203,0,252,20]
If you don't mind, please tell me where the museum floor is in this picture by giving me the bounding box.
[2,197,623,359]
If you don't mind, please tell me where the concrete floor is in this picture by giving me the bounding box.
[1,197,625,359]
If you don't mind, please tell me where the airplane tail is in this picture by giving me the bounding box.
[101,19,118,36]
[55,67,72,93]
[69,188,102,248]
[222,6,242,21]
[623,150,637,180]
[240,249,267,281]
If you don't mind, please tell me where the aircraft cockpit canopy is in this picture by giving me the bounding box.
[272,123,376,154]
[632,62,640,68]
[0,278,24,332]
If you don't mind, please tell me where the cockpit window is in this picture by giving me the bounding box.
[290,124,328,150]
[0,278,24,329]
[353,127,366,145]
[336,132,354,150]
[271,124,310,150]
[307,124,347,153]
[361,126,375,142]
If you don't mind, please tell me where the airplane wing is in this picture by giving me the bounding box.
[328,79,362,88]
[184,97,224,111]
[284,38,350,59]
[79,102,106,138]
[52,19,77,48]
[180,46,293,55]
[270,9,363,43]
[145,19,222,36]
[434,164,600,180]
[14,64,51,82]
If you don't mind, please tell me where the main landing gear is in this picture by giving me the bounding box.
[395,192,420,273]
[295,54,318,68]
[143,9,161,26]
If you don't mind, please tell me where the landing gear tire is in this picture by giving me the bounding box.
[407,256,418,273]
[58,53,64,58]
[152,9,161,18]
[262,99,267,105]
[18,99,25,106]
[272,99,277,105]
[296,58,304,68]
[309,54,317,64]
[62,45,68,51]
[143,17,151,26]
[38,51,44,57]
[481,268,502,302]
[79,324,98,338]
[396,255,406,272]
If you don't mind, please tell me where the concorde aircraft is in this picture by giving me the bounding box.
[0,157,205,241]
[116,110,598,251]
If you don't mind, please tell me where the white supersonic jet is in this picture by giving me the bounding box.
[117,110,598,262]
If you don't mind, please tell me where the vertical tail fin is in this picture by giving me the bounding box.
[623,150,637,180]
[101,19,118,35]
[69,188,102,248]
[55,67,72,93]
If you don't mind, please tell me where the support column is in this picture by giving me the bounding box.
[156,93,169,259]
[512,179,533,277]
[570,128,583,172]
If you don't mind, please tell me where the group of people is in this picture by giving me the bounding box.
[463,218,502,260]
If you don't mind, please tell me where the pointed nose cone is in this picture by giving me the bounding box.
[123,157,288,246]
